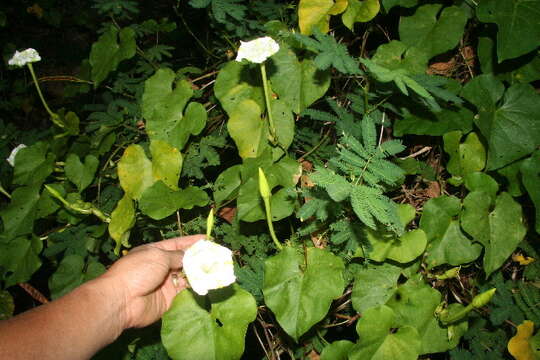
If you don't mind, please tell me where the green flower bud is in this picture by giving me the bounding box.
[472,288,496,308]
[258,168,271,199]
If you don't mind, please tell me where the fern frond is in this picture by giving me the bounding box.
[350,185,402,234]
[380,139,406,156]
[361,115,377,152]
[301,108,340,123]
[293,30,361,75]
[310,167,352,202]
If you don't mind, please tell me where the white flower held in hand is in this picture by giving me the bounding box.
[183,239,236,296]
[236,36,280,64]
[8,48,41,67]
[6,144,27,167]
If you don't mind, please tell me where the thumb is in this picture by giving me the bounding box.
[164,249,186,271]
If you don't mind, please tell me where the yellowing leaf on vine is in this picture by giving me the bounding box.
[299,0,334,35]
[513,253,536,266]
[508,320,538,360]
[342,0,380,30]
[329,0,348,15]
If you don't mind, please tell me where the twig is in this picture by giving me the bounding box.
[399,146,432,160]
[253,323,272,360]
[18,283,49,304]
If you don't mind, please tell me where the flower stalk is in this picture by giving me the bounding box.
[438,288,496,325]
[258,168,282,250]
[26,63,60,126]
[260,62,278,144]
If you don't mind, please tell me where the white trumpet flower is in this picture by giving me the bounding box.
[183,239,236,296]
[8,48,41,67]
[236,36,280,64]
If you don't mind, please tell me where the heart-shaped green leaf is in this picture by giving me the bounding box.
[349,305,421,360]
[263,246,345,341]
[65,154,99,192]
[161,284,257,360]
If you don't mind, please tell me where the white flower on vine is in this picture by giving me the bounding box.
[8,48,41,67]
[236,37,280,64]
[183,239,236,296]
[6,144,27,167]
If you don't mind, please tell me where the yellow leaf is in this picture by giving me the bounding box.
[513,253,536,266]
[342,0,380,30]
[299,0,334,35]
[508,320,536,360]
[329,0,348,15]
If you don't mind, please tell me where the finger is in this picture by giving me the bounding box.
[163,249,188,270]
[152,234,206,251]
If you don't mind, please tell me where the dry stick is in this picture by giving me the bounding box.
[259,317,277,360]
[253,323,272,360]
[18,283,49,304]
[399,146,432,160]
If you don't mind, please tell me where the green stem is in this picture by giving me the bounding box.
[0,184,11,199]
[263,197,282,250]
[26,63,56,119]
[260,63,278,144]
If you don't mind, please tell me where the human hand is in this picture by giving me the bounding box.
[100,235,205,330]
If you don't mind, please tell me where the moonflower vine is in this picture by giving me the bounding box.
[8,48,60,127]
[236,37,280,146]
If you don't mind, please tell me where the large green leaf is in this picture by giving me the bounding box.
[463,172,499,200]
[142,68,206,151]
[227,99,268,159]
[476,0,540,62]
[269,43,331,114]
[298,0,334,35]
[461,75,540,170]
[161,284,257,360]
[521,151,540,234]
[49,254,106,299]
[108,194,136,248]
[139,181,208,220]
[443,131,486,186]
[237,156,301,222]
[0,236,42,287]
[214,61,265,117]
[263,246,345,341]
[89,26,136,86]
[420,196,482,269]
[237,178,296,222]
[399,4,467,60]
[150,140,183,190]
[461,192,526,277]
[13,142,55,186]
[118,144,154,200]
[342,0,380,30]
[349,305,421,360]
[394,107,473,137]
[213,165,242,205]
[65,154,99,192]
[385,280,467,354]
[0,186,40,240]
[320,340,354,360]
[351,262,401,313]
[382,0,417,11]
[370,40,426,75]
[271,98,295,151]
[361,203,427,263]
